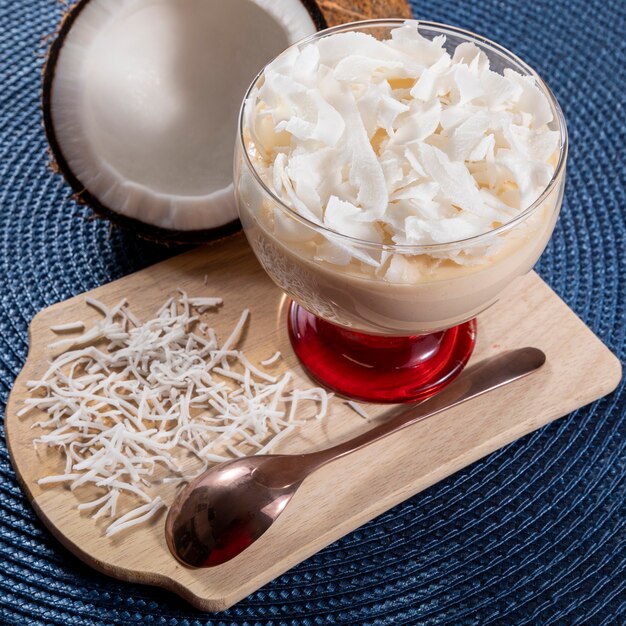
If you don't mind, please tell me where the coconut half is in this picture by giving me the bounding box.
[43,0,411,243]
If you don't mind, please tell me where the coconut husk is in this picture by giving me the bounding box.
[316,0,412,27]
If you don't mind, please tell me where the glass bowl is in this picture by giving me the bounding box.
[234,19,568,403]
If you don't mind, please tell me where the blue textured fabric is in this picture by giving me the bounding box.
[1,0,625,624]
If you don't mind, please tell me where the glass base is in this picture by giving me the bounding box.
[288,302,477,403]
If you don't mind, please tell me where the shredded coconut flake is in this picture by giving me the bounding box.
[260,351,281,366]
[346,401,370,420]
[51,321,86,333]
[25,295,333,537]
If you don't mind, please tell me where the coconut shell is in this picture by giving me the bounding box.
[43,0,413,245]
[316,0,412,27]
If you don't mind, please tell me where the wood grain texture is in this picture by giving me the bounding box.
[5,233,622,611]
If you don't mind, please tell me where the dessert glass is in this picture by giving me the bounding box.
[234,20,568,403]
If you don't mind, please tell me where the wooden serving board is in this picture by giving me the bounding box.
[5,233,622,611]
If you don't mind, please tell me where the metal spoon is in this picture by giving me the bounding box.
[165,347,546,567]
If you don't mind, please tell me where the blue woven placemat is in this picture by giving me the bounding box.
[1,1,625,624]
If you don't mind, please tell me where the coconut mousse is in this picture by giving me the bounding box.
[236,21,566,333]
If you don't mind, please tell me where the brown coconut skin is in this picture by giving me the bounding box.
[316,0,412,26]
[42,0,412,245]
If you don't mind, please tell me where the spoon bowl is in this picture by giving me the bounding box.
[166,455,310,567]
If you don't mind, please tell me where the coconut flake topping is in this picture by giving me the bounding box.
[246,21,560,259]
[24,295,331,537]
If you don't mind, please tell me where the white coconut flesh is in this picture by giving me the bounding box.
[50,0,316,232]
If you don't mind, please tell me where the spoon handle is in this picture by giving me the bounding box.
[306,347,546,469]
